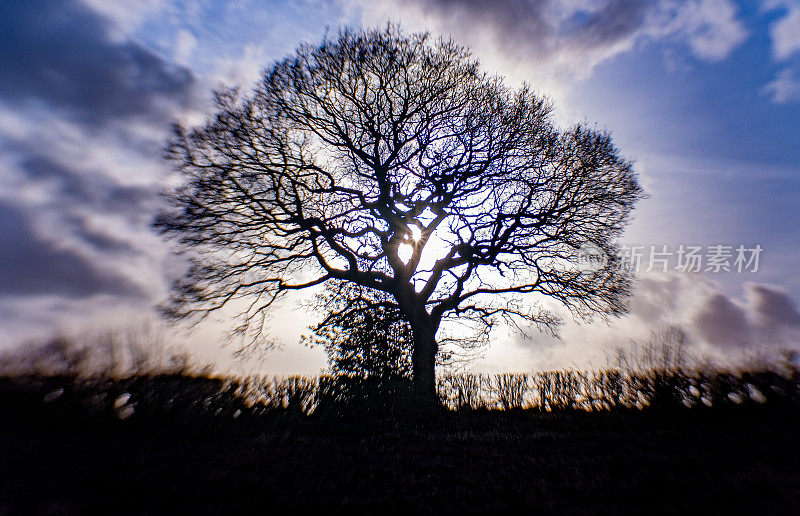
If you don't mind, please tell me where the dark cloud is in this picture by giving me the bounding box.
[570,0,651,48]
[0,147,167,299]
[406,0,551,53]
[0,202,145,298]
[0,0,194,125]
[20,154,160,220]
[747,283,800,328]
[0,0,185,304]
[691,293,751,348]
[367,0,748,81]
[64,214,138,255]
[625,274,800,352]
[683,282,800,349]
[392,0,653,64]
[11,152,159,257]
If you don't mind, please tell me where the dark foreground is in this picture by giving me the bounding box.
[1,376,799,514]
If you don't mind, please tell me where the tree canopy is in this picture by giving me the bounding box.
[156,25,644,404]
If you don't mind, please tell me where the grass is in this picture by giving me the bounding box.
[1,370,799,513]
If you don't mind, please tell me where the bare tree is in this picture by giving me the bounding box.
[156,25,644,406]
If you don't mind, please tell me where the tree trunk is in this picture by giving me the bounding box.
[411,325,438,409]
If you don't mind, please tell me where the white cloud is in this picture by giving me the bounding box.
[653,0,748,61]
[208,43,275,88]
[174,29,198,65]
[760,1,800,103]
[763,67,800,103]
[764,0,800,61]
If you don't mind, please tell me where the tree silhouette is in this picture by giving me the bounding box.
[156,25,644,406]
[307,282,414,404]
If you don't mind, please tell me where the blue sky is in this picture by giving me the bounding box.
[2,0,800,373]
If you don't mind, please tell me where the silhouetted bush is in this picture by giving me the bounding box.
[2,359,800,431]
[3,324,799,417]
[304,283,418,414]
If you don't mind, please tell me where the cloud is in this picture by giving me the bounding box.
[0,0,199,338]
[634,275,800,351]
[356,0,748,87]
[747,283,800,328]
[764,0,800,61]
[632,275,800,351]
[655,0,748,61]
[0,0,195,126]
[0,202,144,298]
[0,101,179,294]
[79,0,167,31]
[760,2,800,104]
[174,30,199,65]
[763,68,800,103]
[691,292,751,347]
[0,0,792,378]
[19,154,158,220]
[500,273,800,372]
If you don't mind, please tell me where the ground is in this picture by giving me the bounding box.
[0,376,798,514]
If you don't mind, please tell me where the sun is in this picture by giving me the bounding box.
[409,224,422,242]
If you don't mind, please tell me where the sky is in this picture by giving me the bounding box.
[2,0,800,374]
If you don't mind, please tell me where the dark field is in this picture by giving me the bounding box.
[1,375,799,514]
